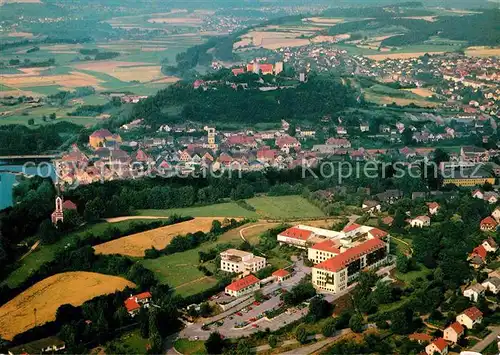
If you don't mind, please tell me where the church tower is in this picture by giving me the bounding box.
[51,196,64,225]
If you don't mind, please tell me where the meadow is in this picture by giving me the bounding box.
[137,195,325,220]
[0,271,134,340]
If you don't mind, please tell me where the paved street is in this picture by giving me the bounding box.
[470,326,500,353]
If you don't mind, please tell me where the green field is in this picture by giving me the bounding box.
[3,219,164,288]
[105,330,149,354]
[138,195,325,219]
[174,339,207,355]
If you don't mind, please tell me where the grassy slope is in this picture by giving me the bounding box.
[138,195,325,219]
[3,219,164,288]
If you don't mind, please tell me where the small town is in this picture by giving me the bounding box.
[1,0,500,354]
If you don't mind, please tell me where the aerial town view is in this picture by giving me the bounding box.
[0,0,500,354]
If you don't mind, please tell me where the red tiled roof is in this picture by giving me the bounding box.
[62,200,77,210]
[226,275,260,292]
[427,202,440,210]
[279,227,312,241]
[314,238,386,272]
[473,245,488,260]
[232,67,245,75]
[432,337,448,352]
[135,291,152,300]
[90,129,113,138]
[369,228,388,239]
[481,216,497,227]
[463,306,483,321]
[310,240,341,254]
[408,333,432,342]
[448,321,464,334]
[382,216,394,225]
[272,269,290,278]
[342,223,361,233]
[260,64,274,72]
[124,298,140,312]
[276,135,299,147]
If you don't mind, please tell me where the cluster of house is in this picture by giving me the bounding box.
[275,223,390,294]
[409,306,484,355]
[468,237,498,269]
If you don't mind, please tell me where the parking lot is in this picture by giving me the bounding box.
[180,259,311,340]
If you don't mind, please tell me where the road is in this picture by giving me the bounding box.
[279,329,352,355]
[470,326,500,352]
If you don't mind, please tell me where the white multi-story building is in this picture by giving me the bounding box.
[308,224,390,294]
[224,274,261,298]
[220,249,266,274]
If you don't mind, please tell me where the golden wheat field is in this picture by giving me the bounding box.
[0,272,134,340]
[93,218,227,257]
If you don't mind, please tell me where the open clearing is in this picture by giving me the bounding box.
[366,52,444,61]
[137,196,324,220]
[0,70,103,89]
[404,88,435,97]
[0,272,134,340]
[236,30,315,50]
[73,61,171,83]
[93,217,225,257]
[303,17,345,25]
[465,46,500,57]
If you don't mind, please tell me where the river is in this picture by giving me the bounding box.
[0,161,55,210]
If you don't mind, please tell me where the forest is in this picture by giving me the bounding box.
[130,75,360,127]
[327,10,500,47]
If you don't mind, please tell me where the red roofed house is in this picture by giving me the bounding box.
[89,129,122,149]
[443,322,464,343]
[257,148,278,162]
[425,337,448,355]
[427,202,440,215]
[275,135,300,153]
[308,240,341,264]
[124,291,152,317]
[408,333,432,344]
[456,306,483,329]
[277,227,313,249]
[311,238,388,293]
[272,269,291,282]
[480,216,498,231]
[232,67,245,76]
[225,275,260,298]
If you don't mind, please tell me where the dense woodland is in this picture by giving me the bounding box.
[130,75,360,126]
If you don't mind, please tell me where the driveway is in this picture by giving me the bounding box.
[469,325,500,352]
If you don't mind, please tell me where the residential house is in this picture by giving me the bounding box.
[362,200,381,215]
[427,202,440,215]
[482,237,498,252]
[482,277,500,294]
[456,306,483,329]
[89,129,122,149]
[443,322,464,343]
[360,122,370,132]
[463,283,485,302]
[336,126,347,135]
[272,269,291,282]
[8,336,65,355]
[224,274,261,298]
[382,216,394,226]
[275,135,300,153]
[375,190,403,204]
[484,191,499,204]
[480,216,498,231]
[124,292,152,317]
[425,337,448,355]
[408,333,432,345]
[410,216,431,228]
[325,138,351,148]
[472,189,484,199]
[220,249,266,274]
[492,207,500,223]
